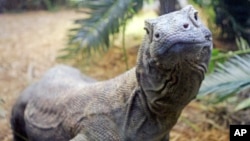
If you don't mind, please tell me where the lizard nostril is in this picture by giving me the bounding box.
[183,23,189,29]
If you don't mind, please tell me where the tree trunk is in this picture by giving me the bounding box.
[159,0,176,15]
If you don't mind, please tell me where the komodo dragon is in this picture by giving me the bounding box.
[11,5,212,141]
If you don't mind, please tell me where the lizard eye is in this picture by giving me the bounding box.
[155,33,160,38]
[194,12,198,21]
[144,27,150,34]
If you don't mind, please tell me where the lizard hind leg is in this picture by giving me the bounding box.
[10,84,35,141]
[11,102,28,141]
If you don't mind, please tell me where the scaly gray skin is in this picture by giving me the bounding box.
[11,5,212,141]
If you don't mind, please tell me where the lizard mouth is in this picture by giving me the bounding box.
[154,40,212,73]
[157,40,212,56]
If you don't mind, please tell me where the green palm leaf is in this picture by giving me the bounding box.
[198,55,250,104]
[60,0,143,59]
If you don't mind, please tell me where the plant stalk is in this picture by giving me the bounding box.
[122,23,129,70]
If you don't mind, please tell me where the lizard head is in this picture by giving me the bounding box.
[136,6,213,117]
[142,5,212,71]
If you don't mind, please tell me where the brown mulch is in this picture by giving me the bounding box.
[0,10,228,141]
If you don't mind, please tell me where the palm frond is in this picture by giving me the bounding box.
[198,55,250,104]
[60,0,143,59]
[235,98,250,111]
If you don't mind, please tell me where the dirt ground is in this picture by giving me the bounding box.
[0,10,228,141]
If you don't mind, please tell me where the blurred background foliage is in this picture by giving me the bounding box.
[0,0,76,11]
[61,0,145,69]
[192,0,250,126]
[193,0,250,44]
[191,0,250,72]
[1,0,250,126]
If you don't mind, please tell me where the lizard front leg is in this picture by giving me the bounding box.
[162,133,169,141]
[70,116,121,141]
[70,127,121,141]
[70,134,89,141]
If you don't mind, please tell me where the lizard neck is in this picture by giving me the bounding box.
[135,67,183,130]
[135,38,203,119]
